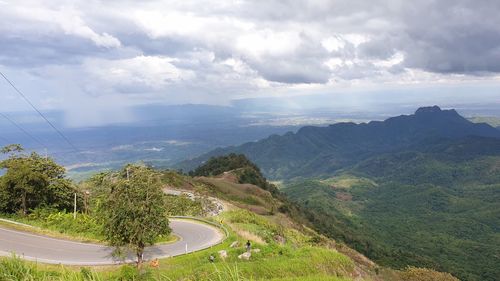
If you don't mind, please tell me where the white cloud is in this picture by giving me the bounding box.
[53,8,121,48]
[322,36,345,52]
[235,30,301,58]
[133,11,209,38]
[343,33,370,47]
[84,55,195,92]
[2,2,121,48]
[324,58,344,69]
[372,52,405,68]
[1,0,500,127]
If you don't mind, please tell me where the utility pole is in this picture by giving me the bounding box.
[84,190,90,214]
[73,193,77,219]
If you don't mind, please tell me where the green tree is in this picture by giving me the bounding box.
[0,145,75,214]
[101,165,171,267]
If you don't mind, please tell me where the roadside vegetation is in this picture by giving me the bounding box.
[0,144,78,215]
[2,207,103,242]
[0,148,460,280]
[0,207,458,281]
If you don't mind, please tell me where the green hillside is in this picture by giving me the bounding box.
[190,153,279,195]
[177,107,500,281]
[0,152,459,280]
[284,150,500,281]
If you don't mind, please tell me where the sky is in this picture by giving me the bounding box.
[1,0,500,127]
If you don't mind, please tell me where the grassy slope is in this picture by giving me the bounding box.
[162,166,463,281]
[0,205,458,281]
[0,170,460,281]
[161,169,280,216]
[0,169,359,280]
[0,208,367,281]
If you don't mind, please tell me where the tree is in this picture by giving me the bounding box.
[0,145,75,214]
[101,165,170,267]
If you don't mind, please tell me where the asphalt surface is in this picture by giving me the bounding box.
[0,219,224,265]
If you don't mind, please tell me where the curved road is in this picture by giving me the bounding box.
[0,219,224,265]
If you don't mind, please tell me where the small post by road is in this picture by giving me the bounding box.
[185,243,188,254]
[84,190,90,214]
[73,193,77,219]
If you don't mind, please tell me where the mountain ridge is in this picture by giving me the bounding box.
[177,106,500,179]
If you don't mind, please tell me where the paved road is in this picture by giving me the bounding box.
[0,219,223,265]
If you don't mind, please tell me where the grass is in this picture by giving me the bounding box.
[0,216,103,244]
[141,236,355,281]
[0,256,104,281]
[0,212,177,245]
[195,177,277,215]
[1,208,104,242]
[0,255,353,281]
[320,175,377,190]
[0,254,456,281]
[267,277,350,281]
[0,207,361,281]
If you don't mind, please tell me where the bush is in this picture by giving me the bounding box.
[164,194,204,216]
[25,207,103,241]
[399,266,459,281]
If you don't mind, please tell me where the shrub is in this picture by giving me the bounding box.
[400,266,459,281]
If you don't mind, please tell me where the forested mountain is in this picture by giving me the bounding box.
[178,106,500,179]
[283,137,500,281]
[177,106,500,281]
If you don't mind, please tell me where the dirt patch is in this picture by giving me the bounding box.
[335,191,353,201]
[217,171,240,183]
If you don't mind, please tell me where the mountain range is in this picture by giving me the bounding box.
[178,106,500,179]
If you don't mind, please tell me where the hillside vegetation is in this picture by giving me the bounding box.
[284,148,500,281]
[0,197,456,281]
[0,152,459,280]
[177,107,500,281]
[0,205,458,281]
[190,153,279,195]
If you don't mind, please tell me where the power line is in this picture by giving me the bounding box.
[0,112,47,149]
[0,71,80,152]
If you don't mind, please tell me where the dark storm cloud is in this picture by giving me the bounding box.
[232,0,500,79]
[358,0,500,74]
[255,60,331,84]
